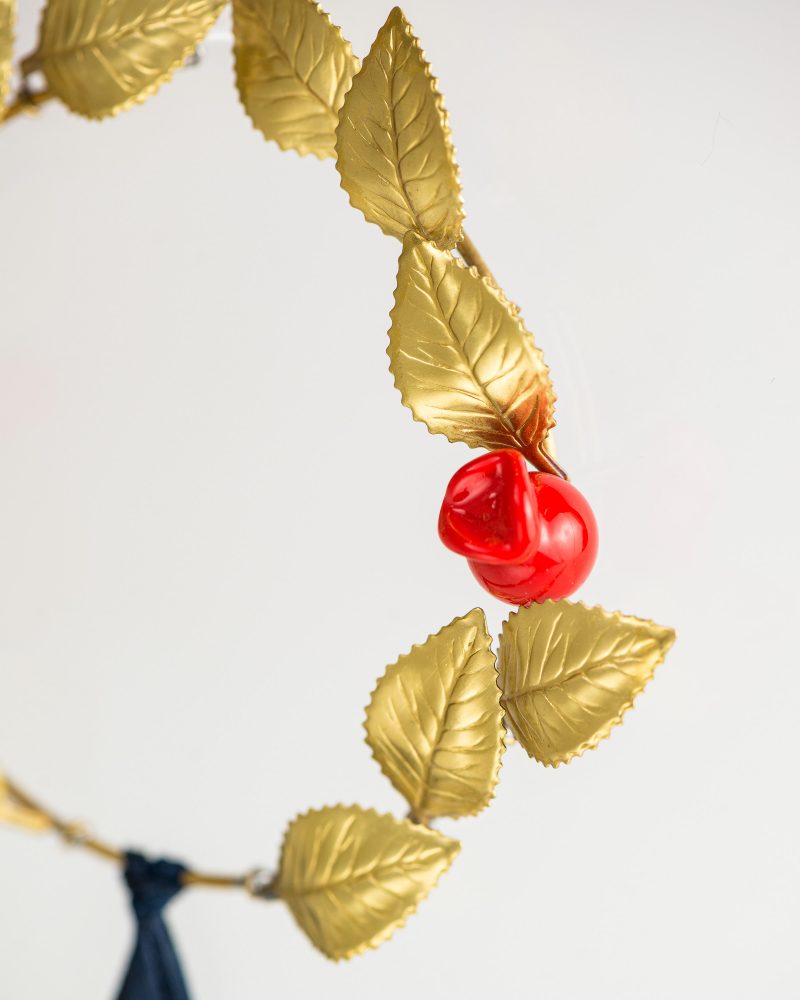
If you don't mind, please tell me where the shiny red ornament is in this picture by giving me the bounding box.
[438,450,540,565]
[468,472,598,605]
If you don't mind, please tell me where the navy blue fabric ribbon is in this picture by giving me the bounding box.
[116,851,191,1000]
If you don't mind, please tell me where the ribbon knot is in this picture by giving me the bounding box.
[117,852,191,1000]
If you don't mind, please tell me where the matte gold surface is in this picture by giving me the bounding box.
[389,233,556,460]
[275,804,459,960]
[26,0,226,119]
[335,7,463,247]
[233,0,358,158]
[365,609,504,821]
[498,601,676,766]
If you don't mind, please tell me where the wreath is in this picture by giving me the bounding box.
[1,0,675,973]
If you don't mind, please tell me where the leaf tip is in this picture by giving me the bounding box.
[386,6,411,28]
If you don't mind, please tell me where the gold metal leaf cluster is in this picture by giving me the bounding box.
[0,0,679,970]
[24,0,226,119]
[499,602,676,766]
[365,609,504,821]
[275,805,459,960]
[233,0,358,158]
[335,7,463,247]
[389,233,556,461]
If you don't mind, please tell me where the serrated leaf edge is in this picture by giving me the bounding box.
[275,803,460,961]
[500,600,676,768]
[232,0,360,160]
[387,234,558,457]
[334,6,464,246]
[363,608,506,821]
[29,0,226,121]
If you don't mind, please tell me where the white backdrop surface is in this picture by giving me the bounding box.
[2,1,799,997]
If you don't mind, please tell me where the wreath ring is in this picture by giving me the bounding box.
[0,0,676,965]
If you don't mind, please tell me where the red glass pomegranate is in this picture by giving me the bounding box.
[439,450,598,605]
[438,449,540,564]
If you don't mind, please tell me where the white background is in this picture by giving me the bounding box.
[2,1,799,997]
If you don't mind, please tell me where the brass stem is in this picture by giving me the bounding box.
[532,441,568,480]
[1,87,54,125]
[3,775,271,894]
[456,231,498,286]
[183,870,248,890]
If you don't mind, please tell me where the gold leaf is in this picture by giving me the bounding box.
[0,773,51,831]
[0,0,13,108]
[232,0,358,158]
[275,804,459,960]
[26,0,226,120]
[335,6,463,247]
[498,601,676,766]
[365,609,504,821]
[389,233,555,459]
